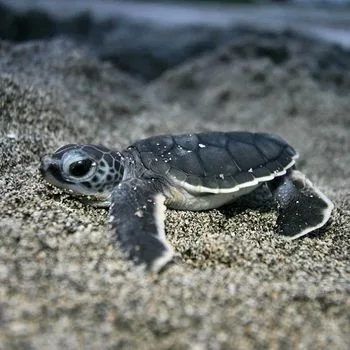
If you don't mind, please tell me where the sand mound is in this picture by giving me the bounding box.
[0,37,349,349]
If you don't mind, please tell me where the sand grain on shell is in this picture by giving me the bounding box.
[0,38,349,350]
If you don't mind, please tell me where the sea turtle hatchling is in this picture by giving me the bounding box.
[40,131,334,272]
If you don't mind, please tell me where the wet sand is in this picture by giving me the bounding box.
[0,37,349,349]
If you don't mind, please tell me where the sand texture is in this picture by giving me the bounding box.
[0,37,349,349]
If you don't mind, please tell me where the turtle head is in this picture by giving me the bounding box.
[40,144,124,206]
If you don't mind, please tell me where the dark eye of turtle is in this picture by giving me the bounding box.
[69,159,93,177]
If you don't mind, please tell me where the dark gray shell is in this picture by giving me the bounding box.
[128,131,297,193]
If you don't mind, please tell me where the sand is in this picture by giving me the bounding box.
[0,37,349,349]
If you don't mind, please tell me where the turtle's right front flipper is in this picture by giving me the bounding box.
[272,170,334,239]
[109,178,174,272]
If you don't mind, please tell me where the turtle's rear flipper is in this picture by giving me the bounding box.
[110,178,174,272]
[272,170,334,239]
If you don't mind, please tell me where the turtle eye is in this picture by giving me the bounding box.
[69,159,94,177]
[62,150,97,181]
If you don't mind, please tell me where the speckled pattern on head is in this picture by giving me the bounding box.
[40,144,124,199]
[40,131,334,272]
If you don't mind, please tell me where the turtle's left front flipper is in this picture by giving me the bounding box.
[272,170,334,239]
[109,178,174,272]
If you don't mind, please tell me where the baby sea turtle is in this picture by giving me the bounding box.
[40,131,334,272]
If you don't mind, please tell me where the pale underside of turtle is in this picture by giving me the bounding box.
[40,131,334,272]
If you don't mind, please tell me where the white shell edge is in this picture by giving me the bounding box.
[174,154,299,195]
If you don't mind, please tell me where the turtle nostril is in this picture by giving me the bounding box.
[39,157,66,183]
[40,156,51,173]
[39,156,57,176]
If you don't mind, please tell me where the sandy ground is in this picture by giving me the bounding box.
[0,37,349,349]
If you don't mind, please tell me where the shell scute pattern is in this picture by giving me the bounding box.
[173,150,203,176]
[131,132,297,190]
[174,134,199,151]
[150,157,171,175]
[198,146,236,175]
[196,132,229,147]
[253,166,273,178]
[235,171,255,185]
[254,136,285,161]
[226,141,262,170]
[135,135,174,153]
